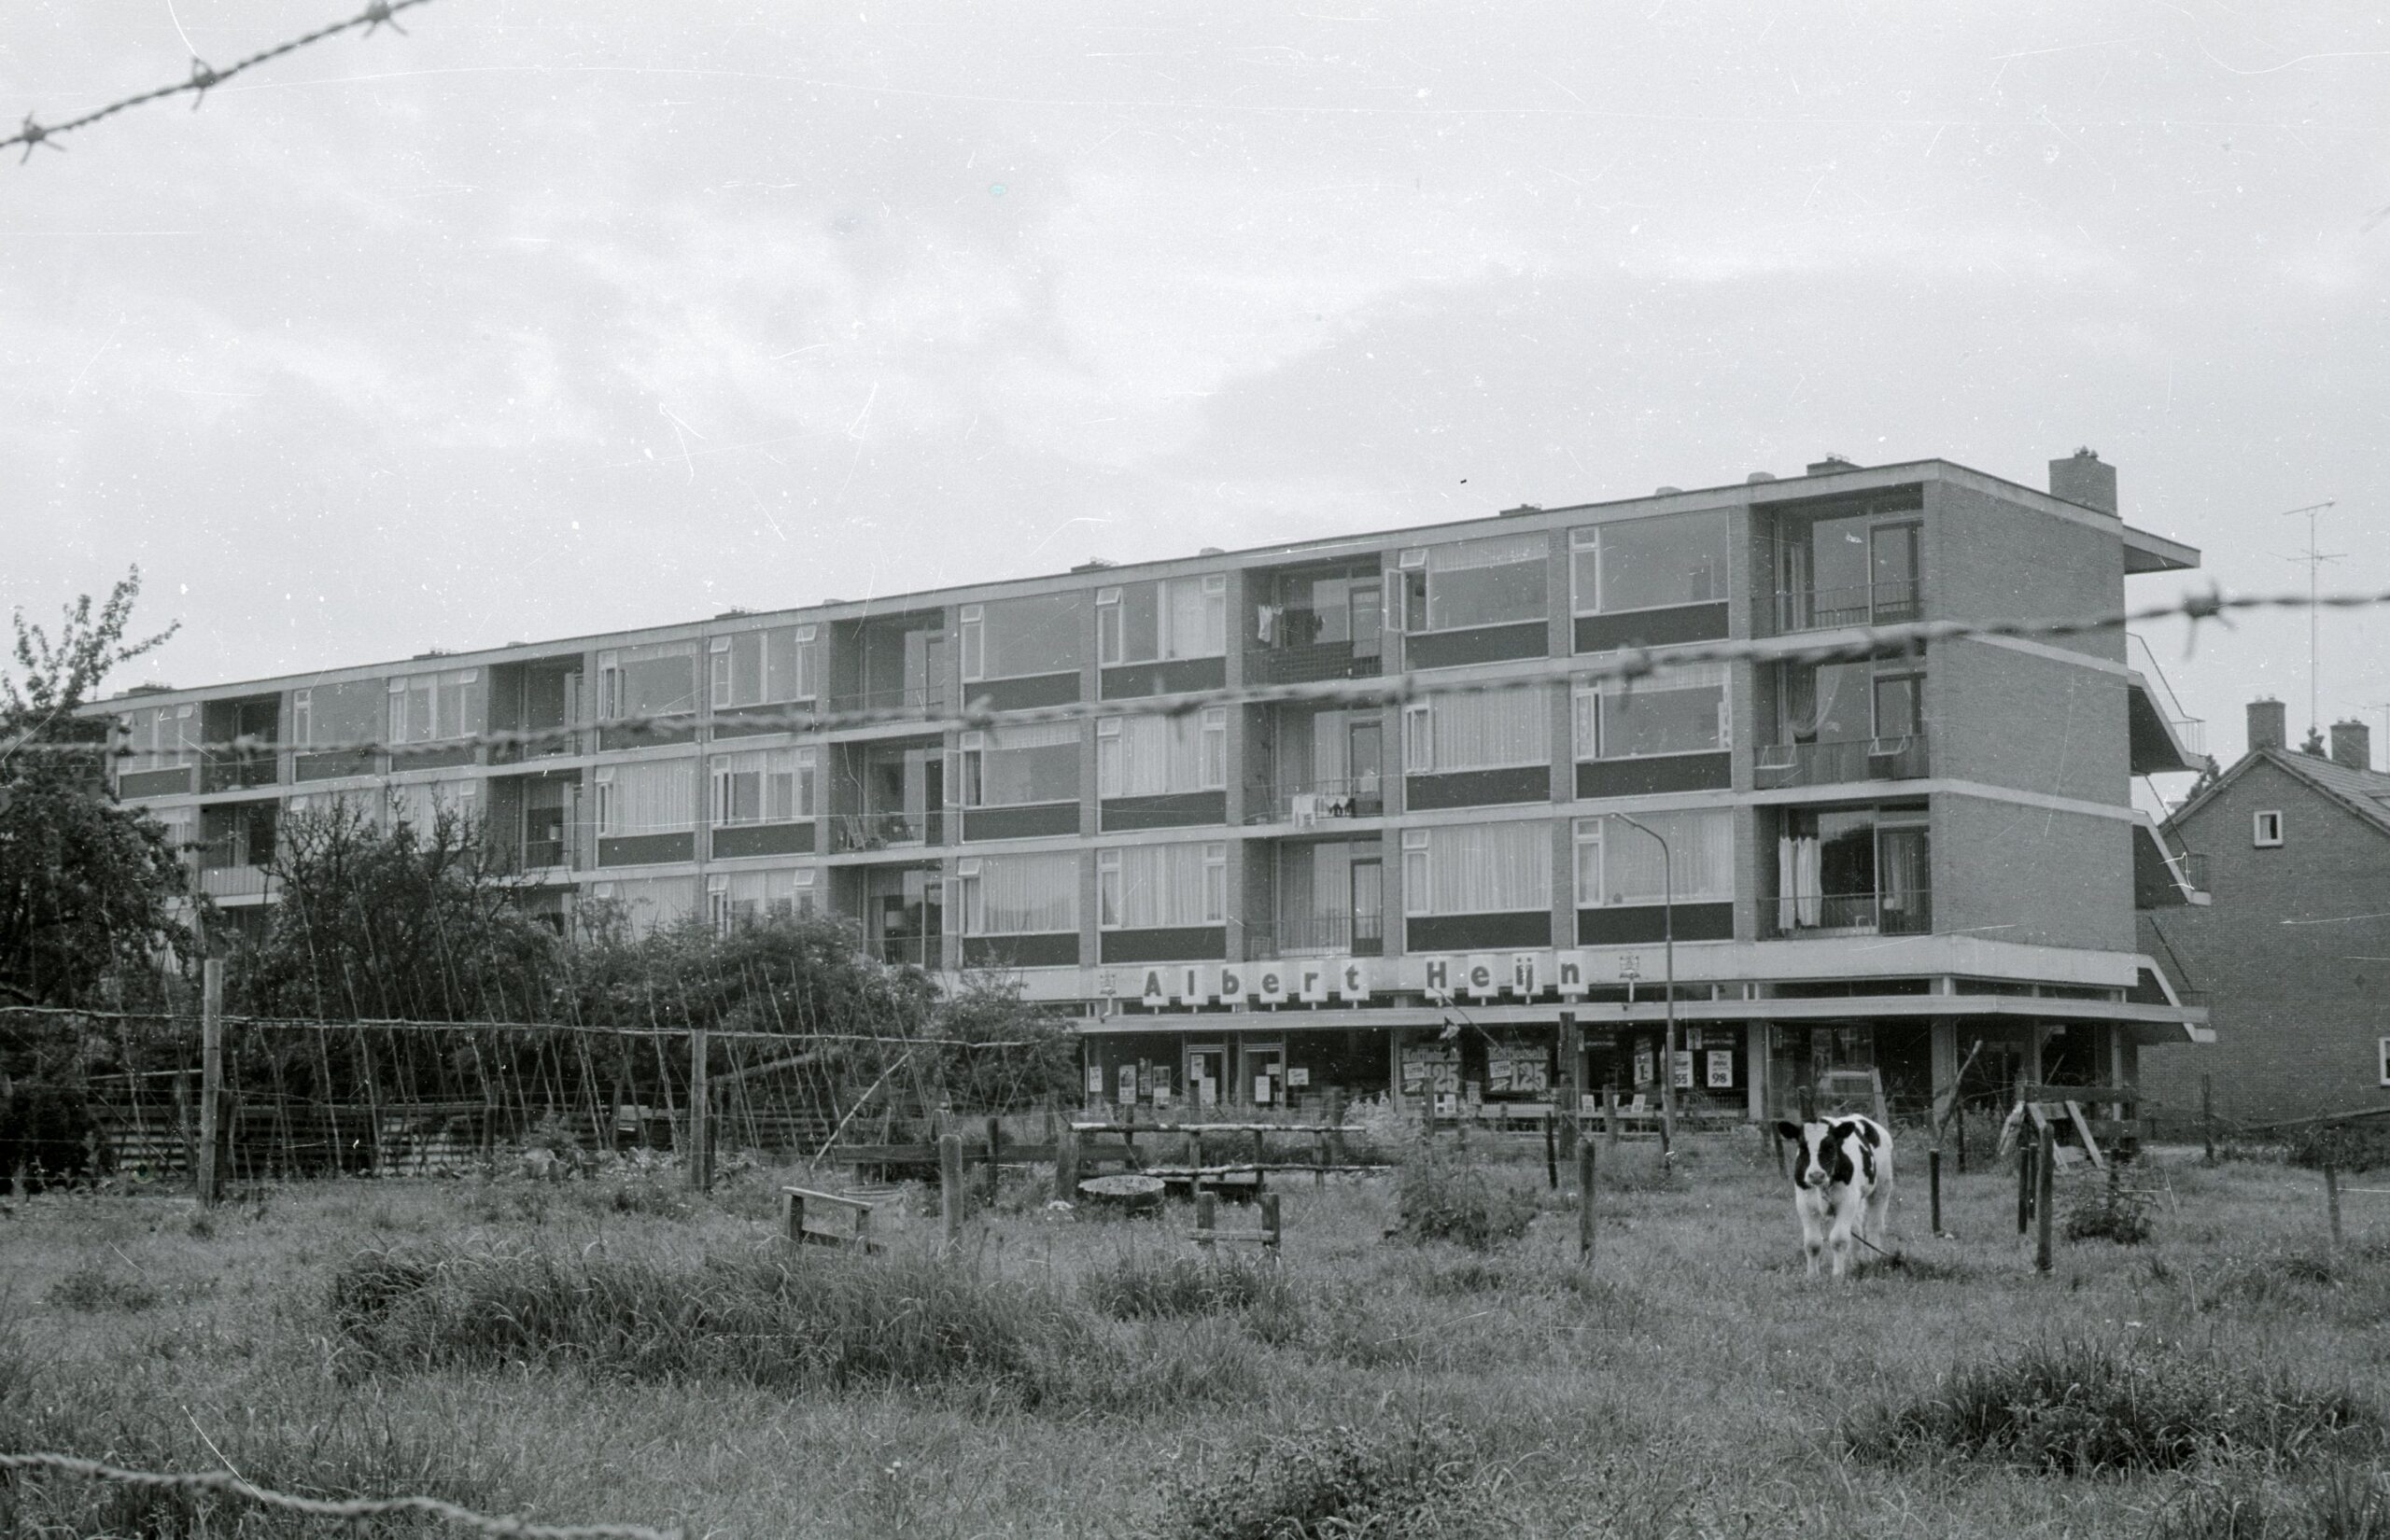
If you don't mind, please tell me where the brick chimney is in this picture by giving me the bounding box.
[2247,697,2287,753]
[2048,447,2118,515]
[2331,719,2372,772]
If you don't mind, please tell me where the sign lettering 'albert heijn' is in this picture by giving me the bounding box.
[1130,951,1647,1008]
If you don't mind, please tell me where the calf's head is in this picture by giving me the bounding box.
[1774,1118,1877,1192]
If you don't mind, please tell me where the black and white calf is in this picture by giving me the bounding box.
[1773,1115,1894,1279]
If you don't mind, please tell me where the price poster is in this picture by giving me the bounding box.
[1705,1049,1736,1089]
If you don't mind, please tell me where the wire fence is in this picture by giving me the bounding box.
[0,1451,680,1540]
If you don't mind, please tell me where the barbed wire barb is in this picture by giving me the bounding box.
[2,0,436,161]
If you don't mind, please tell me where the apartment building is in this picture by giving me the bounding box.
[95,450,2212,1121]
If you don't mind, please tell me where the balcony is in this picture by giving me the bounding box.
[1245,776,1385,826]
[200,752,278,792]
[1768,889,1932,938]
[871,934,941,969]
[832,811,940,852]
[1755,734,1931,789]
[198,863,273,900]
[1256,912,1384,959]
[1775,580,1919,634]
[1246,631,1385,686]
[827,684,942,718]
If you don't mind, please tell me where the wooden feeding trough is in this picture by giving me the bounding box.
[780,1185,880,1253]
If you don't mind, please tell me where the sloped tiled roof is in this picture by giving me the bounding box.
[2171,747,2390,841]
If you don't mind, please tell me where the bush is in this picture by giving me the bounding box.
[1849,1337,2376,1476]
[1394,1143,1537,1251]
[2064,1183,2156,1245]
[0,1084,101,1191]
[330,1240,1100,1406]
[1157,1419,1483,1540]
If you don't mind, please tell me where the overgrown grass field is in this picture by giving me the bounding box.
[6,1136,2389,1538]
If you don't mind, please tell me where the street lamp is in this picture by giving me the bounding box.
[1610,812,1675,1162]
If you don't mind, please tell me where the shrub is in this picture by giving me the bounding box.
[330,1240,1099,1406]
[1394,1143,1537,1251]
[2150,1466,2390,1540]
[1157,1419,1482,1540]
[0,1084,101,1191]
[2064,1183,2156,1245]
[48,1262,160,1313]
[1849,1337,2376,1476]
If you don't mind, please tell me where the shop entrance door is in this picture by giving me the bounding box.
[1186,1045,1228,1111]
[1244,1043,1286,1108]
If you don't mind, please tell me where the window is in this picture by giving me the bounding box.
[709,866,818,933]
[387,669,485,743]
[596,643,697,722]
[1572,809,1734,906]
[595,760,697,835]
[120,703,199,773]
[1573,664,1730,759]
[1569,511,1731,614]
[2380,1037,2390,1088]
[710,624,820,708]
[2254,810,2284,847]
[1097,576,1228,665]
[291,690,311,749]
[711,748,816,825]
[1401,821,1552,915]
[960,593,1085,681]
[957,852,1079,934]
[1403,683,1548,774]
[1099,843,1226,929]
[293,679,384,753]
[1096,708,1226,797]
[584,875,695,934]
[961,721,1081,806]
[1390,534,1548,634]
[388,777,479,832]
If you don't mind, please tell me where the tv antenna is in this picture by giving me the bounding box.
[2279,500,2341,740]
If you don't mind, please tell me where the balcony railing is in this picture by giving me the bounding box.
[1769,888,1932,938]
[1755,734,1931,789]
[871,934,941,969]
[832,811,936,851]
[1246,777,1385,826]
[827,684,942,717]
[1245,612,1385,685]
[1775,580,1920,634]
[198,863,272,899]
[491,726,583,764]
[1255,912,1385,959]
[200,753,278,792]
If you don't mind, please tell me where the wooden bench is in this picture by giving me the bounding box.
[780,1185,879,1252]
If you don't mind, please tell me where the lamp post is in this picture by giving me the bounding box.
[1611,812,1675,1161]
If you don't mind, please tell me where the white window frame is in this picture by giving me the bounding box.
[2254,809,2284,847]
[958,604,985,682]
[595,766,616,836]
[1572,667,1731,762]
[1097,842,1228,930]
[597,649,624,720]
[1400,827,1431,917]
[1096,587,1125,666]
[292,689,313,749]
[709,624,822,709]
[1402,703,1433,775]
[707,873,733,935]
[1572,818,1603,906]
[1569,512,1732,617]
[956,855,983,933]
[710,746,816,826]
[709,637,733,709]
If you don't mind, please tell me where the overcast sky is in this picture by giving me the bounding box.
[6,1,2385,767]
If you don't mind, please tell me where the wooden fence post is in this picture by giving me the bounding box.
[1327,1088,1347,1168]
[986,1115,1003,1201]
[1195,1190,1216,1253]
[1577,1141,1596,1266]
[1604,1085,1620,1150]
[1558,1012,1582,1160]
[1545,1113,1559,1190]
[1121,1103,1138,1169]
[1929,1147,1943,1236]
[1956,1103,1968,1175]
[2034,1122,2057,1273]
[1056,1122,1080,1203]
[2201,1074,2216,1164]
[687,1028,712,1194]
[1259,1193,1282,1254]
[2327,1162,2344,1248]
[197,958,223,1208]
[939,1132,964,1247]
[2016,1130,2035,1237]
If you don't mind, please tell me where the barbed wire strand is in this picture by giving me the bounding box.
[0,1001,1052,1049]
[27,582,2346,763]
[3,0,434,162]
[0,1450,681,1540]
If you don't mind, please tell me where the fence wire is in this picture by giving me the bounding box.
[0,1451,680,1540]
[4,0,435,163]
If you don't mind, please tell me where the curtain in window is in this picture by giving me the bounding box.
[602,760,696,833]
[975,721,1081,805]
[715,749,811,823]
[1424,821,1551,914]
[1106,844,1218,928]
[973,852,1079,933]
[389,778,478,832]
[1425,533,1547,631]
[1429,683,1547,771]
[1777,835,1822,928]
[722,866,814,922]
[596,875,695,935]
[1160,578,1222,659]
[1879,827,1928,917]
[1106,714,1216,796]
[1600,809,1732,904]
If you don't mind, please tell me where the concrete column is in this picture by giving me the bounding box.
[1744,1022,1767,1121]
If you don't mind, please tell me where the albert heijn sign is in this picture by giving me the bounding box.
[1128,949,1652,1009]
